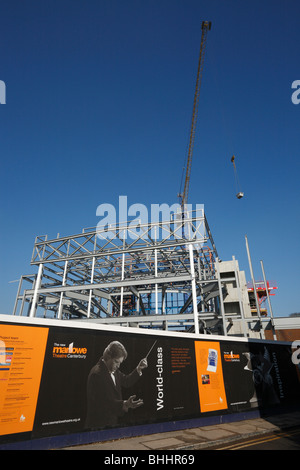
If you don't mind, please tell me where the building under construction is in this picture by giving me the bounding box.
[11,21,280,340]
[12,208,279,339]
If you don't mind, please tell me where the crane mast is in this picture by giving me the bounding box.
[179,21,211,209]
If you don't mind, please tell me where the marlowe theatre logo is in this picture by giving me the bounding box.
[52,342,87,359]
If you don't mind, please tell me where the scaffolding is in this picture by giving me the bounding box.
[247,280,278,316]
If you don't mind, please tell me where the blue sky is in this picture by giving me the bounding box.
[0,0,299,317]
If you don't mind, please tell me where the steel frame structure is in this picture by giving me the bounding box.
[13,210,278,338]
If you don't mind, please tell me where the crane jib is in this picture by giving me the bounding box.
[179,21,211,209]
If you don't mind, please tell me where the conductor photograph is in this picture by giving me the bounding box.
[85,340,148,429]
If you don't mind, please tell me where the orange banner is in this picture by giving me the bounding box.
[0,324,48,436]
[194,341,228,413]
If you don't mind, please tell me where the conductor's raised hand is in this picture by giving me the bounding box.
[137,357,148,374]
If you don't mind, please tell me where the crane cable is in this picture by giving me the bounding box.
[231,155,244,198]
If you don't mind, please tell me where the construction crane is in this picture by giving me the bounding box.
[178,20,211,209]
[177,21,217,258]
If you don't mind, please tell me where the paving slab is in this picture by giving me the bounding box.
[219,422,261,434]
[143,437,186,450]
[249,419,281,430]
[182,428,236,441]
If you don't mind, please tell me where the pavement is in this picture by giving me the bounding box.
[63,410,300,450]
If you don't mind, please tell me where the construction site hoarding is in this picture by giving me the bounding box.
[0,315,299,447]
